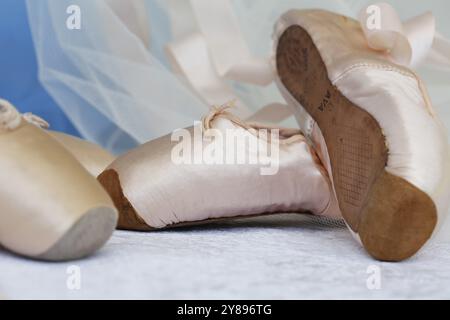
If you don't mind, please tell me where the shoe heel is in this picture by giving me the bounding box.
[359,171,436,261]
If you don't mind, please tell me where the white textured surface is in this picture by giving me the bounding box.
[1,214,450,300]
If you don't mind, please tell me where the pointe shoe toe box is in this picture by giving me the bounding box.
[38,206,118,261]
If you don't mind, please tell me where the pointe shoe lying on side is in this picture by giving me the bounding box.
[0,99,118,261]
[98,106,340,230]
[274,9,450,261]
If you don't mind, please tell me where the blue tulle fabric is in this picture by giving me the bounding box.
[0,0,79,136]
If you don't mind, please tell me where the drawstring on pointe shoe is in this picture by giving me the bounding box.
[0,99,22,131]
[0,99,49,132]
[202,101,330,181]
[22,113,50,129]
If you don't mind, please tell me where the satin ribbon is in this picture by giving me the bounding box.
[166,1,450,122]
[105,0,151,49]
[0,99,22,131]
[165,0,275,120]
[23,113,50,129]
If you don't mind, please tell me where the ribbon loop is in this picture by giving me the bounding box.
[0,99,22,131]
[358,2,436,68]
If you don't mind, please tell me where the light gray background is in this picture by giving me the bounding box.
[2,214,449,299]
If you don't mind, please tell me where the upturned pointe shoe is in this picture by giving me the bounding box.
[98,105,340,230]
[274,8,450,261]
[0,99,118,261]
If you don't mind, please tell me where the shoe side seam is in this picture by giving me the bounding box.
[332,63,416,84]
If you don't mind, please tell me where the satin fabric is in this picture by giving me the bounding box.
[18,1,450,244]
[27,1,450,153]
[274,9,450,240]
[0,0,79,136]
[1,98,115,177]
[49,132,115,177]
[105,107,340,229]
[0,101,117,257]
[358,2,436,68]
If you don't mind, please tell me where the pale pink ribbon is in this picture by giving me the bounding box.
[165,0,275,120]
[358,2,449,68]
[167,2,449,121]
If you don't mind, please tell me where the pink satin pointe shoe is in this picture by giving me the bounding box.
[0,99,117,261]
[274,8,450,261]
[98,105,340,230]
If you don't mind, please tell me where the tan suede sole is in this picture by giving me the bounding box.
[276,25,437,261]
